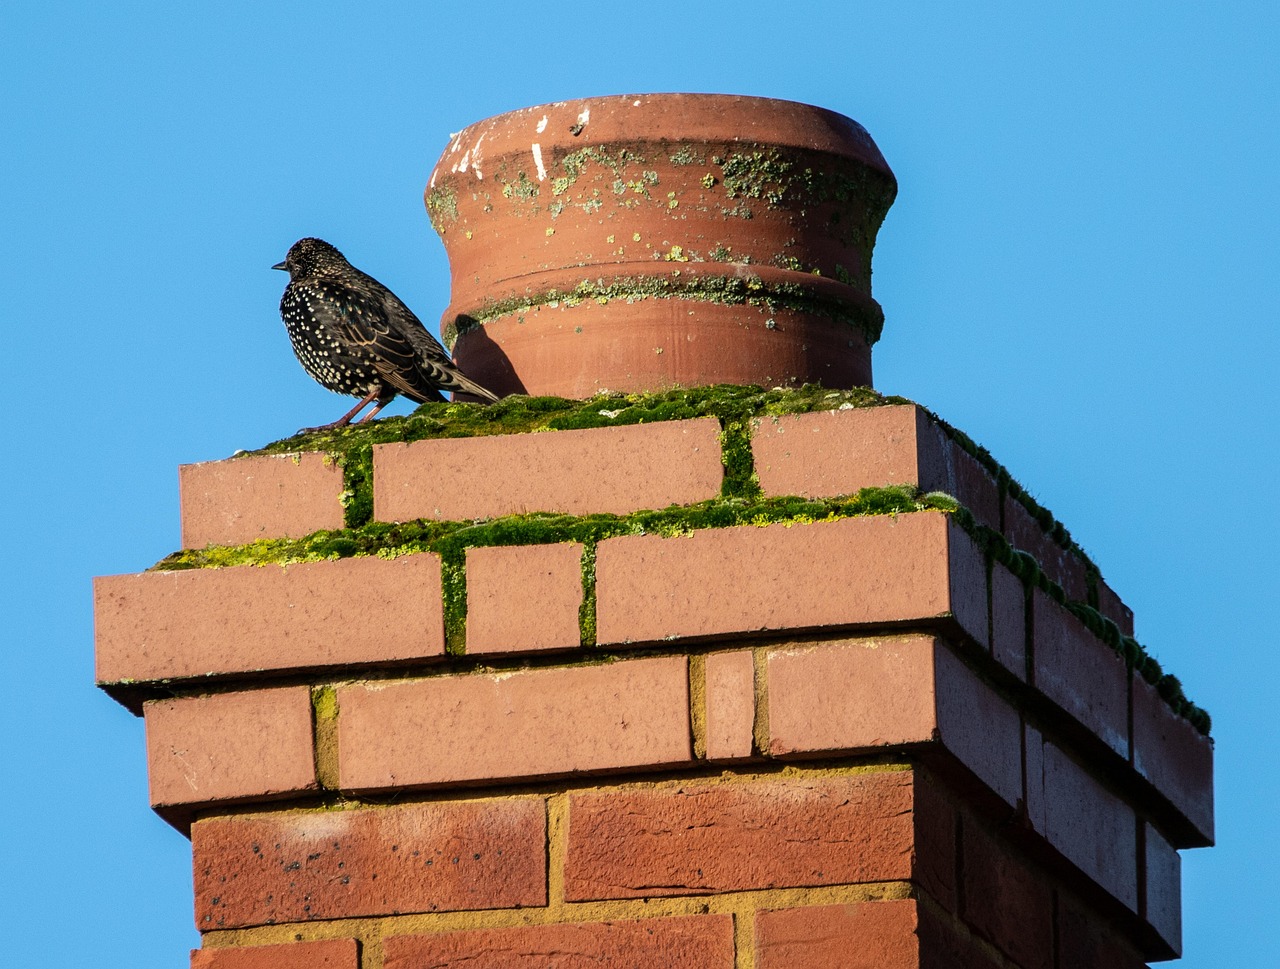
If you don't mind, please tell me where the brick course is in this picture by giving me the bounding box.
[190,939,358,969]
[465,542,584,654]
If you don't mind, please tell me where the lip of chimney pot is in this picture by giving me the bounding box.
[426,93,897,399]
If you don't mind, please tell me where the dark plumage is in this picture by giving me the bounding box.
[273,237,499,429]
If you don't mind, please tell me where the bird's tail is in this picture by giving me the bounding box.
[443,366,501,404]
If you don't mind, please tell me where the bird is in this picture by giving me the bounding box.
[273,237,499,430]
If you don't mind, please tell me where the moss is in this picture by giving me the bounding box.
[424,185,459,231]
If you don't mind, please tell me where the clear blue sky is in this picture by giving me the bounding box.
[2,3,1274,965]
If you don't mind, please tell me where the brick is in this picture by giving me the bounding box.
[179,452,346,549]
[338,656,691,790]
[564,771,915,899]
[191,939,358,969]
[384,914,734,969]
[145,687,316,810]
[913,773,958,912]
[95,553,444,685]
[1131,674,1214,844]
[192,797,545,929]
[1003,495,1089,603]
[766,637,1021,807]
[596,512,988,648]
[1056,892,1147,969]
[961,822,1053,969]
[704,650,755,760]
[990,561,1026,679]
[465,543,583,654]
[755,900,920,969]
[1032,590,1128,757]
[373,418,723,522]
[1094,577,1134,637]
[1143,822,1182,956]
[1025,731,1138,911]
[945,440,1002,533]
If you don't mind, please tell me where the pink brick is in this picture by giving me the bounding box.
[190,939,358,969]
[1131,675,1214,844]
[95,553,444,685]
[766,637,1021,806]
[1144,822,1182,957]
[180,452,346,549]
[704,650,755,760]
[466,543,583,654]
[145,687,316,810]
[373,418,723,522]
[1033,590,1129,757]
[751,406,1000,532]
[564,772,915,899]
[990,561,1026,679]
[337,656,691,790]
[1003,495,1089,603]
[193,798,546,928]
[595,512,987,649]
[1025,729,1137,911]
[384,915,734,968]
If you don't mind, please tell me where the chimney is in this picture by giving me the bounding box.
[95,95,1211,969]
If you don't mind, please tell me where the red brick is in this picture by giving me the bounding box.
[179,452,346,549]
[595,512,988,648]
[373,418,723,522]
[1143,822,1182,957]
[990,561,1026,679]
[192,797,546,928]
[1094,577,1134,637]
[564,772,915,900]
[913,773,958,912]
[1025,731,1137,911]
[766,637,1021,807]
[337,656,691,790]
[961,822,1053,969]
[1032,590,1129,757]
[384,914,734,969]
[704,650,755,760]
[755,900,920,969]
[465,543,583,654]
[1131,674,1214,844]
[145,687,316,810]
[190,939,358,969]
[1056,892,1147,969]
[94,553,444,685]
[1003,495,1089,603]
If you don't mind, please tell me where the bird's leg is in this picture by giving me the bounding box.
[356,388,399,424]
[297,387,381,434]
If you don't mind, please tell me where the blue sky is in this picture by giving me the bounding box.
[2,2,1275,965]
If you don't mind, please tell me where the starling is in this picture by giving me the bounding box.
[273,237,499,429]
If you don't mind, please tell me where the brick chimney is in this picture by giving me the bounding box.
[94,96,1211,969]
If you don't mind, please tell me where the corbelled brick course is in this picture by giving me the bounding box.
[1131,674,1214,844]
[465,542,584,653]
[703,649,756,760]
[179,452,346,549]
[373,417,724,522]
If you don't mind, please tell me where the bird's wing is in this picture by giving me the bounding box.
[299,279,444,403]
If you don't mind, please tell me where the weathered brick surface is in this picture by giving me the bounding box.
[563,772,915,900]
[337,656,691,790]
[1033,590,1129,757]
[1094,577,1135,637]
[1144,822,1182,956]
[145,687,316,809]
[1056,893,1147,969]
[179,452,346,549]
[765,637,1021,807]
[1131,674,1214,844]
[384,914,735,969]
[465,543,583,654]
[373,418,724,522]
[1004,495,1089,603]
[703,650,755,760]
[1025,729,1138,911]
[190,939,358,969]
[913,773,958,912]
[192,798,546,929]
[596,512,987,648]
[95,553,444,685]
[961,822,1053,969]
[754,900,920,969]
[989,561,1026,679]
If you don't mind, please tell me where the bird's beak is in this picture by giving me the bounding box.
[271,260,287,271]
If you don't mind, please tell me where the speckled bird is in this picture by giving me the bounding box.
[273,237,499,429]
